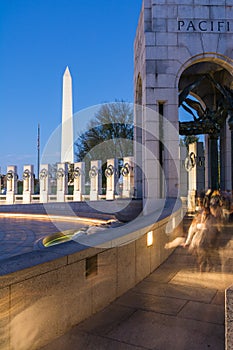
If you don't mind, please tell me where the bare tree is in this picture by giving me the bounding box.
[75,101,134,163]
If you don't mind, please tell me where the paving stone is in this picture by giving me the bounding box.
[211,291,225,305]
[171,269,233,290]
[115,290,186,316]
[178,300,225,325]
[143,264,180,283]
[134,281,217,303]
[106,310,224,350]
[41,331,145,350]
[165,252,197,267]
[75,304,137,336]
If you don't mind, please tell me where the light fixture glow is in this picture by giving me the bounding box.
[147,231,153,247]
[0,213,109,225]
[172,217,176,230]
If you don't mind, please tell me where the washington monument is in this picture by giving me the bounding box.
[61,66,74,163]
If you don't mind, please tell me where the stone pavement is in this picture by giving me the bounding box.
[41,222,233,350]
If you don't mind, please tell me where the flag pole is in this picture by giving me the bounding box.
[37,123,40,180]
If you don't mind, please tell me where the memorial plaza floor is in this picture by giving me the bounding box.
[41,221,233,350]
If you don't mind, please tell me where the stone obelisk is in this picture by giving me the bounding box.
[61,66,74,163]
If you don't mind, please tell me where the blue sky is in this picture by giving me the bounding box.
[0,0,142,175]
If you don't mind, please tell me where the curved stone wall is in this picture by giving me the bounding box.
[0,206,183,350]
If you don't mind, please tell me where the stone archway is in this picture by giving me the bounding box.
[134,0,233,207]
[178,57,233,191]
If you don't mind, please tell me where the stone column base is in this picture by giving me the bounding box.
[73,191,83,202]
[23,192,32,204]
[6,193,15,204]
[187,190,196,213]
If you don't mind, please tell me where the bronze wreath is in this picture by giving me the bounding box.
[23,169,31,180]
[39,168,48,180]
[105,164,115,178]
[6,170,14,181]
[89,165,99,178]
[184,152,196,172]
[73,167,82,179]
[121,163,130,177]
[56,168,65,179]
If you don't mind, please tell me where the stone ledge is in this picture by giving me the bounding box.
[0,203,183,349]
[0,198,181,276]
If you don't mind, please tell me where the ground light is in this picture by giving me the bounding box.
[147,231,153,247]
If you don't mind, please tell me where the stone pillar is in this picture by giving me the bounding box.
[187,146,197,213]
[134,104,143,199]
[232,130,233,192]
[105,158,118,200]
[39,164,51,203]
[121,157,134,198]
[163,105,180,200]
[228,116,233,192]
[208,135,219,190]
[220,120,232,191]
[142,107,161,214]
[225,119,232,191]
[6,166,18,204]
[89,160,102,201]
[220,124,225,190]
[179,145,188,197]
[187,142,205,212]
[195,142,205,191]
[204,135,209,190]
[23,165,34,203]
[56,163,68,202]
[73,162,85,201]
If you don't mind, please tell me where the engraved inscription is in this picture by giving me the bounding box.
[177,20,231,32]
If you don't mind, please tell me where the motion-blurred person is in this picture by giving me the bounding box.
[186,207,220,271]
[203,188,212,209]
[165,207,221,272]
[209,190,223,223]
[221,190,232,222]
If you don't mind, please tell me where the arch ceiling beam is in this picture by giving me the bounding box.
[179,67,233,136]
